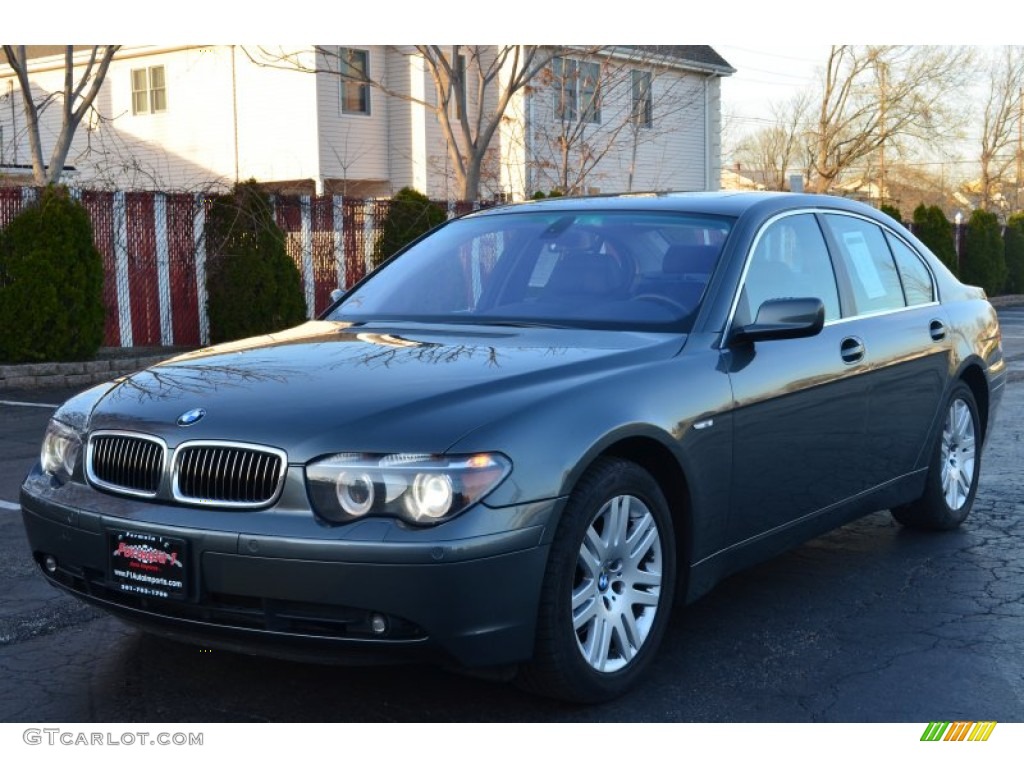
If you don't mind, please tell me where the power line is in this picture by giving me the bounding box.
[723,114,784,124]
[716,45,824,65]
[725,65,816,81]
[724,76,815,88]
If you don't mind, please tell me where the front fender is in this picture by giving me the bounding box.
[453,349,735,561]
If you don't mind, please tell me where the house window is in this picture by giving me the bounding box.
[631,70,652,128]
[131,66,167,115]
[553,57,578,122]
[552,57,602,124]
[339,48,370,115]
[579,61,600,124]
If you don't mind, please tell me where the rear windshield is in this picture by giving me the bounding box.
[329,210,733,332]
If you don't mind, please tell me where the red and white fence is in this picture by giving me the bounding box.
[0,188,482,348]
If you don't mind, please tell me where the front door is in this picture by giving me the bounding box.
[725,212,871,546]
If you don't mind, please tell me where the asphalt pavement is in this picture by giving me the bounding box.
[1,308,1022,722]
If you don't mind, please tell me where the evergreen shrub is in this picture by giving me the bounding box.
[373,187,446,270]
[961,208,1007,296]
[0,186,104,362]
[911,204,958,276]
[1004,213,1024,295]
[205,181,307,344]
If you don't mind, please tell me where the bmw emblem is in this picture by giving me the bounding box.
[176,408,206,427]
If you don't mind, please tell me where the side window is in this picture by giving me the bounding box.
[823,215,905,315]
[740,213,840,324]
[886,232,935,306]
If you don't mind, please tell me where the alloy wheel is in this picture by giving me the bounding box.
[941,397,977,511]
[572,494,663,673]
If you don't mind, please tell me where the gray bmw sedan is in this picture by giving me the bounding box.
[21,192,1006,702]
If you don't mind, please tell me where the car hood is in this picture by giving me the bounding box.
[86,321,683,461]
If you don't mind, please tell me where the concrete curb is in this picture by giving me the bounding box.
[0,353,177,392]
[989,294,1024,307]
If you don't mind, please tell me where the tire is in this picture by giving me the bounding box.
[518,457,676,703]
[892,382,981,531]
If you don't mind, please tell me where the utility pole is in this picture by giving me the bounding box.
[1016,87,1022,212]
[878,59,888,207]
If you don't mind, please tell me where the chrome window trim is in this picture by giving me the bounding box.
[722,208,942,346]
[86,430,168,499]
[819,209,941,304]
[170,440,288,509]
[722,208,836,343]
[821,300,941,327]
[880,226,941,306]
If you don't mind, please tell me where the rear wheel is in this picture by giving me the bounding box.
[518,457,676,703]
[892,382,981,531]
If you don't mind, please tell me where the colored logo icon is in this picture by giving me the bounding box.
[921,721,997,742]
[176,408,206,427]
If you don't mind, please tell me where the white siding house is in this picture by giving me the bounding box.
[0,45,733,199]
[522,47,730,196]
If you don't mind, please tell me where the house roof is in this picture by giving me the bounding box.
[0,46,90,66]
[620,45,735,75]
[4,44,736,76]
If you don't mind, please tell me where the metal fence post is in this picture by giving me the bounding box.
[955,211,963,274]
[363,199,375,276]
[300,195,315,318]
[193,194,209,346]
[113,191,133,348]
[154,192,174,345]
[332,195,346,290]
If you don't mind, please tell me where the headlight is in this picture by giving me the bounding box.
[41,419,82,482]
[306,453,511,526]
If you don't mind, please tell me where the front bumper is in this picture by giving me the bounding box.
[20,477,557,668]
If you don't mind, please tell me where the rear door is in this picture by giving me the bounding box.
[818,213,950,486]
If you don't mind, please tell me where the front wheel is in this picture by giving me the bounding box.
[518,458,676,703]
[892,382,981,531]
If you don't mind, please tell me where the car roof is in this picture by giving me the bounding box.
[467,191,887,222]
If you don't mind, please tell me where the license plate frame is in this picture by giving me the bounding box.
[109,530,188,600]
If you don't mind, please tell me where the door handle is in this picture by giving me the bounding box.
[930,319,946,341]
[840,336,865,364]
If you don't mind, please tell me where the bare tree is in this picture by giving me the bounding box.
[806,45,972,193]
[875,161,960,216]
[326,126,372,197]
[2,45,119,185]
[530,52,611,194]
[245,46,563,201]
[734,91,811,190]
[526,48,703,195]
[415,46,561,201]
[977,46,1024,211]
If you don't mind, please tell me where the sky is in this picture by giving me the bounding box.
[709,45,831,148]
[7,0,1009,49]
[710,42,1009,186]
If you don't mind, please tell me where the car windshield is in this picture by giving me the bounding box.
[328,209,734,332]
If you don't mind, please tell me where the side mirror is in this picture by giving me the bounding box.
[731,297,825,344]
[329,287,345,304]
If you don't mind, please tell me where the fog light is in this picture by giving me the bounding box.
[370,613,388,635]
[44,555,58,574]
